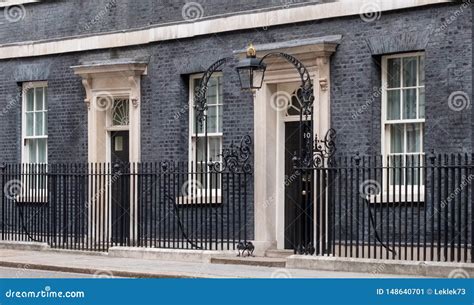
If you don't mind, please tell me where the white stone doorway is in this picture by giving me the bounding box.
[72,60,147,246]
[248,38,339,254]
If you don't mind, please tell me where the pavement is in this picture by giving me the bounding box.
[0,249,422,278]
[0,267,95,278]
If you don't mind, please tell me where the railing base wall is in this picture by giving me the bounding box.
[0,240,49,251]
[286,255,474,278]
[108,246,235,263]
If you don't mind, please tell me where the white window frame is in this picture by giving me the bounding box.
[21,81,48,164]
[21,81,48,202]
[185,73,223,203]
[380,52,425,201]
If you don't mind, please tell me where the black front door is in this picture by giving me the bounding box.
[284,122,300,250]
[111,131,130,244]
[284,122,314,250]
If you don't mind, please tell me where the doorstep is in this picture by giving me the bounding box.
[265,249,294,259]
[286,255,474,278]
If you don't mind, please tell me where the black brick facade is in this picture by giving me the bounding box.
[0,1,472,247]
[0,0,323,44]
[0,1,471,162]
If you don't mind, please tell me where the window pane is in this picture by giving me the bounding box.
[29,139,37,163]
[26,89,34,111]
[387,58,401,88]
[419,56,425,86]
[193,115,205,134]
[403,57,417,87]
[207,77,218,106]
[196,138,206,162]
[209,137,221,162]
[112,99,130,126]
[196,164,204,185]
[419,87,425,118]
[37,139,47,163]
[406,155,422,185]
[218,105,223,133]
[44,112,48,135]
[207,106,217,133]
[387,90,401,120]
[210,168,221,189]
[287,94,301,116]
[35,112,44,136]
[390,125,404,153]
[389,155,404,185]
[26,113,34,136]
[403,89,417,119]
[44,89,47,111]
[193,78,200,91]
[218,76,223,103]
[192,79,200,108]
[406,123,421,153]
[35,87,44,111]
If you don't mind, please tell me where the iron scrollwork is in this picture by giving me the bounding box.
[209,135,253,174]
[292,128,337,170]
[259,52,337,170]
[260,52,314,116]
[237,241,255,257]
[296,243,315,256]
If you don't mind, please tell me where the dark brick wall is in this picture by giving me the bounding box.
[1,3,471,163]
[0,2,471,244]
[328,4,473,156]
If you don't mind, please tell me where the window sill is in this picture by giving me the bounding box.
[366,192,425,204]
[15,195,48,204]
[175,195,222,205]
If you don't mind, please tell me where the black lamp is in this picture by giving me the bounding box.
[236,43,267,91]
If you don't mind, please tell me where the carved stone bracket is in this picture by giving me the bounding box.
[131,97,139,108]
[319,77,328,91]
[128,76,140,108]
[82,77,92,110]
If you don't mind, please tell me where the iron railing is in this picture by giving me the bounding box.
[0,153,472,263]
[0,162,252,252]
[301,153,473,263]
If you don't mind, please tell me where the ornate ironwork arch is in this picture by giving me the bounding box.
[194,57,253,175]
[259,52,315,116]
[194,57,232,124]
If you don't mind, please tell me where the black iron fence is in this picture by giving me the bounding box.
[1,153,472,263]
[0,162,252,252]
[302,153,473,263]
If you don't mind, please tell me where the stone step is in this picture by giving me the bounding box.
[265,249,294,258]
[210,256,286,268]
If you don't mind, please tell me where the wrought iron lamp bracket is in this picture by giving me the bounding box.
[194,57,233,125]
